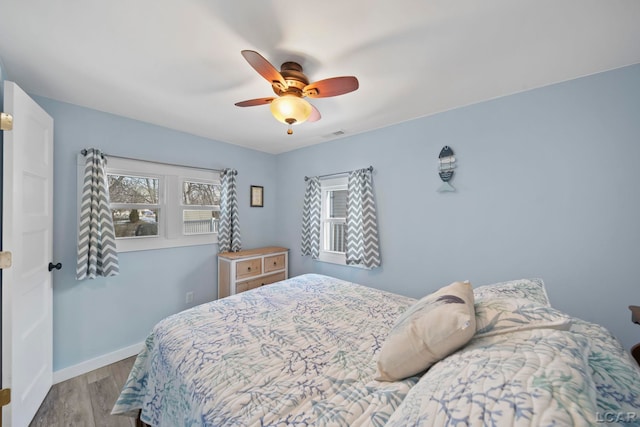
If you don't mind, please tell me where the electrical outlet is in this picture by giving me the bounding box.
[185,291,194,304]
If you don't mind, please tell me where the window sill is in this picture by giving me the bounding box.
[314,257,371,270]
[317,251,346,265]
[116,234,217,252]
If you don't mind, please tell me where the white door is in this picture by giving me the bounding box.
[2,81,54,426]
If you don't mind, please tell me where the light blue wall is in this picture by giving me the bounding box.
[32,97,279,371]
[275,64,640,351]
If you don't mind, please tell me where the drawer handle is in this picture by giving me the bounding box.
[273,261,277,266]
[247,267,251,271]
[261,283,265,286]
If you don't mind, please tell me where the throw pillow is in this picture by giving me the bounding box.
[376,280,476,381]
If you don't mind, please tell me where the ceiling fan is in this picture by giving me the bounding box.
[235,50,359,134]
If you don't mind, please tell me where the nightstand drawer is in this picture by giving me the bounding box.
[264,254,286,273]
[262,271,286,285]
[236,272,286,294]
[236,258,262,280]
[236,278,261,294]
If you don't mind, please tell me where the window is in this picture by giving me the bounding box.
[319,177,348,265]
[109,174,161,238]
[78,155,220,252]
[182,180,221,235]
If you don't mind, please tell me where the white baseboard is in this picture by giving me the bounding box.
[53,341,144,384]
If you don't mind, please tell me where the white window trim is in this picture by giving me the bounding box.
[317,177,347,265]
[77,155,220,252]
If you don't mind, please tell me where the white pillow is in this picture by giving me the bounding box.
[376,281,476,381]
[475,297,572,338]
[473,278,550,306]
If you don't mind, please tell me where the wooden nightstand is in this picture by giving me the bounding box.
[217,247,288,298]
[629,305,640,366]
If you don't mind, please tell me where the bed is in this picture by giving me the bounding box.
[112,273,640,426]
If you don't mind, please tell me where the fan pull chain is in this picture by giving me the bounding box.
[287,125,293,135]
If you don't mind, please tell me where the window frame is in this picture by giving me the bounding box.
[77,155,221,253]
[180,178,221,236]
[108,172,163,241]
[318,177,347,265]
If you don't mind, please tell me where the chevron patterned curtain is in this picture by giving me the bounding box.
[76,148,119,280]
[346,168,381,268]
[218,168,242,253]
[301,177,321,259]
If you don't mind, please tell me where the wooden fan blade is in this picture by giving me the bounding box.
[234,97,275,107]
[241,50,287,89]
[303,76,359,98]
[308,104,321,122]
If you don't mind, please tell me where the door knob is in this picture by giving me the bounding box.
[48,262,62,272]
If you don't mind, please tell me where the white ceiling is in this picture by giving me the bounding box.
[1,1,639,154]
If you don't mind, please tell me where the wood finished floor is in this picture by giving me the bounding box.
[30,356,137,427]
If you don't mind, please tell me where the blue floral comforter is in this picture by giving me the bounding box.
[112,274,418,426]
[113,274,640,426]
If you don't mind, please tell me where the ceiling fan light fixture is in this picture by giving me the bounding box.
[270,95,312,125]
[236,50,357,134]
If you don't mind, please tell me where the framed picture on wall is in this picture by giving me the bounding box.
[250,185,264,207]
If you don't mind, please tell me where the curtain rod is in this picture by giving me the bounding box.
[304,166,373,181]
[80,149,236,175]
